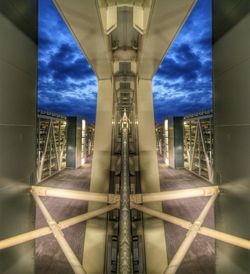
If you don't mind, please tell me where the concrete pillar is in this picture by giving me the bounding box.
[0,1,37,273]
[137,79,168,273]
[83,79,113,273]
[66,117,85,168]
[213,5,250,274]
[167,117,184,169]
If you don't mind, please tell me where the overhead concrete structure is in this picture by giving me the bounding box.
[52,0,196,273]
[53,0,196,80]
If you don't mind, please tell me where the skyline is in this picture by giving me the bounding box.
[38,0,212,123]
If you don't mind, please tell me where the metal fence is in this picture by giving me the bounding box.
[183,111,213,182]
[37,111,67,182]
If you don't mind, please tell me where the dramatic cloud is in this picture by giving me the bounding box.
[38,0,212,123]
[38,0,97,122]
[153,0,212,122]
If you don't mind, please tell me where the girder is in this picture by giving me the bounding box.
[1,184,250,274]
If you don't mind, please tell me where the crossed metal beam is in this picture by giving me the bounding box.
[0,185,250,274]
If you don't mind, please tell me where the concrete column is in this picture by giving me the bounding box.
[83,79,113,273]
[137,79,168,273]
[0,2,37,273]
[66,117,84,168]
[167,117,184,169]
[213,7,250,274]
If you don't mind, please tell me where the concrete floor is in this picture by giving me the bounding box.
[35,156,215,274]
[159,157,215,274]
[35,159,91,274]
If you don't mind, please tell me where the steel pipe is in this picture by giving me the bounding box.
[199,226,250,250]
[60,203,118,229]
[31,186,119,203]
[0,226,51,250]
[131,186,219,203]
[119,126,132,274]
[131,203,192,230]
[132,203,250,250]
[32,182,218,205]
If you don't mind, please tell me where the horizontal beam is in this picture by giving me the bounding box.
[59,203,118,229]
[32,185,219,205]
[31,186,119,204]
[184,114,213,121]
[199,226,250,251]
[131,186,219,203]
[131,203,192,229]
[132,203,250,250]
[0,203,118,250]
[0,226,51,250]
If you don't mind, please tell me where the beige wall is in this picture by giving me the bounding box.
[137,79,168,273]
[83,79,113,273]
[0,12,37,274]
[213,13,250,274]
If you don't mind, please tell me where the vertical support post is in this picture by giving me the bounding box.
[198,120,201,176]
[198,120,212,182]
[83,79,113,273]
[49,122,52,176]
[190,123,198,172]
[66,117,83,168]
[209,117,212,161]
[52,121,60,171]
[168,117,184,168]
[37,118,41,181]
[58,120,62,167]
[38,120,52,182]
[188,120,191,167]
[137,79,168,273]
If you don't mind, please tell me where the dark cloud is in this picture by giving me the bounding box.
[38,34,52,50]
[153,0,212,122]
[198,35,211,49]
[153,90,212,122]
[49,57,93,82]
[157,43,203,82]
[38,0,212,124]
[38,0,97,122]
[38,97,97,122]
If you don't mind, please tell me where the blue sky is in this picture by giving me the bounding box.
[38,0,212,123]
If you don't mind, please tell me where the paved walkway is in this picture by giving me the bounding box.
[35,156,215,274]
[159,156,215,274]
[35,159,91,274]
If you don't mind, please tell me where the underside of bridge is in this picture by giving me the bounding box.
[0,1,250,274]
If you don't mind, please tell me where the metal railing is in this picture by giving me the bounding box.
[37,111,67,182]
[184,111,213,182]
[37,111,95,182]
